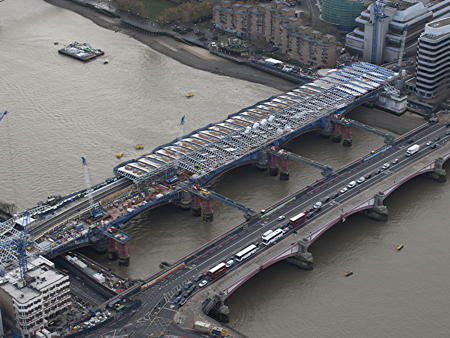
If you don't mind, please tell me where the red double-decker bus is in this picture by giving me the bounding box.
[207,262,228,279]
[289,211,307,226]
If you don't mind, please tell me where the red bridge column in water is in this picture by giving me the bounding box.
[331,123,342,143]
[117,242,130,266]
[191,194,201,217]
[279,156,289,180]
[342,124,353,147]
[201,198,214,222]
[107,237,118,261]
[269,154,279,176]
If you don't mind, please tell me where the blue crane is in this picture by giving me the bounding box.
[0,231,28,280]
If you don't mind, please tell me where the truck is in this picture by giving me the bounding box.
[406,144,420,156]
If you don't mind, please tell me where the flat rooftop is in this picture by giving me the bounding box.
[0,256,67,304]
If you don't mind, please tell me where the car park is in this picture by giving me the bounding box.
[356,176,365,184]
[392,158,399,165]
[198,280,208,288]
[347,181,357,189]
[381,163,390,170]
[339,187,348,194]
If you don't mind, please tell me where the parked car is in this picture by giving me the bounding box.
[183,281,193,290]
[198,280,208,288]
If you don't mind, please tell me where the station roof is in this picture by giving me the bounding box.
[116,63,397,181]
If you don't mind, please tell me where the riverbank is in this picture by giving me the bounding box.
[44,0,294,91]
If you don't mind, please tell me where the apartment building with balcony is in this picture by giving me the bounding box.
[213,1,338,67]
[0,256,71,337]
[345,0,450,65]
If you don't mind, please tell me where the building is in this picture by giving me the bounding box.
[0,256,71,337]
[346,0,450,64]
[212,1,338,67]
[413,17,450,101]
[321,0,369,32]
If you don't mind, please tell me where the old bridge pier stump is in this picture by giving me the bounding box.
[286,238,314,270]
[364,192,388,222]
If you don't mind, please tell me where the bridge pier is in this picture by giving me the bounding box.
[201,198,214,222]
[286,240,314,270]
[179,190,192,210]
[427,158,447,182]
[256,151,268,171]
[331,123,342,143]
[203,293,229,323]
[342,125,352,147]
[107,237,118,261]
[117,242,130,266]
[92,237,107,254]
[363,192,388,222]
[269,154,279,176]
[191,194,202,217]
[320,118,333,138]
[279,157,289,181]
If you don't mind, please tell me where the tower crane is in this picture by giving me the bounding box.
[81,157,104,218]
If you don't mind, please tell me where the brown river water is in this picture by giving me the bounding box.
[0,1,449,337]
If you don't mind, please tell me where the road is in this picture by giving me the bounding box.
[86,119,450,337]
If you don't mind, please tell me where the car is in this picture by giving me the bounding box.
[356,176,365,184]
[339,187,348,194]
[260,209,266,214]
[225,259,235,268]
[194,274,203,282]
[347,181,357,189]
[332,192,340,199]
[174,289,182,297]
[322,196,330,203]
[278,215,286,221]
[313,201,322,209]
[183,281,193,290]
[381,163,390,170]
[407,138,415,144]
[446,122,450,128]
[365,173,372,179]
[426,141,432,146]
[430,143,437,149]
[198,280,208,288]
[172,296,183,305]
[447,130,450,135]
[308,206,315,213]
[392,158,399,165]
[375,169,382,175]
[434,136,440,142]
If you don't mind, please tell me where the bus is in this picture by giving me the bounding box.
[206,262,228,279]
[235,244,258,262]
[262,228,284,246]
[289,212,307,226]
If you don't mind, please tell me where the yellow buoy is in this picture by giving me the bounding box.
[185,92,194,98]
[115,152,124,159]
[135,144,144,150]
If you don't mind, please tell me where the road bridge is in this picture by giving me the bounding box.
[85,119,450,337]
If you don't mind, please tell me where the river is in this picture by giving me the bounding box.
[0,1,449,337]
